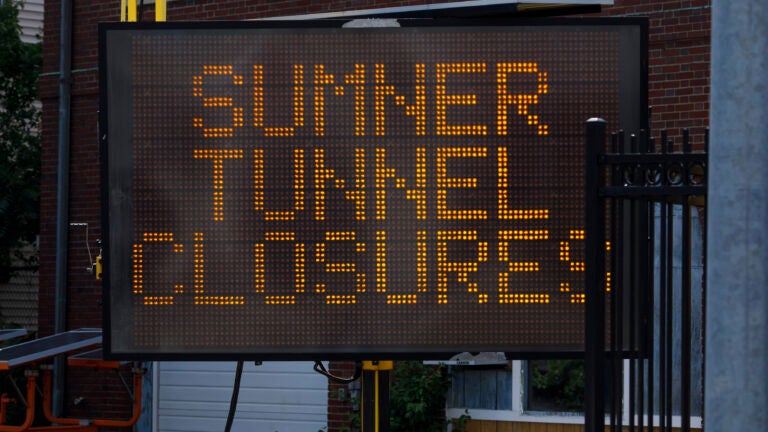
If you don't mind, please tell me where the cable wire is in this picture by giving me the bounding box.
[69,223,93,271]
[314,361,363,384]
[224,361,244,432]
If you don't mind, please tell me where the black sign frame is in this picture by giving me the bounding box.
[99,18,647,360]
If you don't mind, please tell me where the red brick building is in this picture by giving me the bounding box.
[37,0,710,429]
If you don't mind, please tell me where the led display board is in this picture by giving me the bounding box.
[100,19,646,360]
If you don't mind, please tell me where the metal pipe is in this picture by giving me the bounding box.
[42,370,80,426]
[608,131,620,432]
[658,130,668,432]
[42,369,144,428]
[644,129,656,432]
[584,118,607,432]
[612,130,625,431]
[53,0,73,418]
[680,129,692,432]
[699,129,709,426]
[0,374,36,432]
[665,180,673,431]
[707,3,768,430]
[628,134,637,432]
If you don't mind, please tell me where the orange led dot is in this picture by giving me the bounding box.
[570,230,586,240]
[570,293,586,304]
[570,262,585,272]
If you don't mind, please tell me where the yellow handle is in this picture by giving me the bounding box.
[156,0,166,21]
[127,0,137,22]
[362,361,393,371]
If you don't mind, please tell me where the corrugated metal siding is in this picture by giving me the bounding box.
[157,361,328,432]
[18,0,44,43]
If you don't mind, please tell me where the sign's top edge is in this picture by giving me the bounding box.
[256,0,612,21]
[98,16,647,31]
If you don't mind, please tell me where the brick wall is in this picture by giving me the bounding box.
[593,0,711,144]
[327,362,360,430]
[38,0,710,427]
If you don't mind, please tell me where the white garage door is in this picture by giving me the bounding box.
[156,361,328,432]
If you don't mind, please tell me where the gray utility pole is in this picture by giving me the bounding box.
[706,1,768,430]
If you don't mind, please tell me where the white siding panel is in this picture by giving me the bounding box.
[18,0,44,43]
[161,370,323,389]
[157,361,328,432]
[159,416,325,432]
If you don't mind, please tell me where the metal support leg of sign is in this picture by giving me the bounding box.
[584,118,607,432]
[362,361,392,432]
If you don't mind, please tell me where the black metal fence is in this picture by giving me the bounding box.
[585,119,707,432]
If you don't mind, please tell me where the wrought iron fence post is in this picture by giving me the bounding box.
[584,118,607,432]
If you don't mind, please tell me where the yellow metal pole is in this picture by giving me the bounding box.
[362,361,393,432]
[375,368,382,432]
[155,0,166,22]
[127,0,137,22]
[120,0,126,22]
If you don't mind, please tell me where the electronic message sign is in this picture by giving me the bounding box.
[100,20,646,359]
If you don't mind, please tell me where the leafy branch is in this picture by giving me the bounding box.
[0,0,41,281]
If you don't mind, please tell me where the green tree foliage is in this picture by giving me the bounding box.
[0,0,41,282]
[389,361,452,432]
[531,359,585,412]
